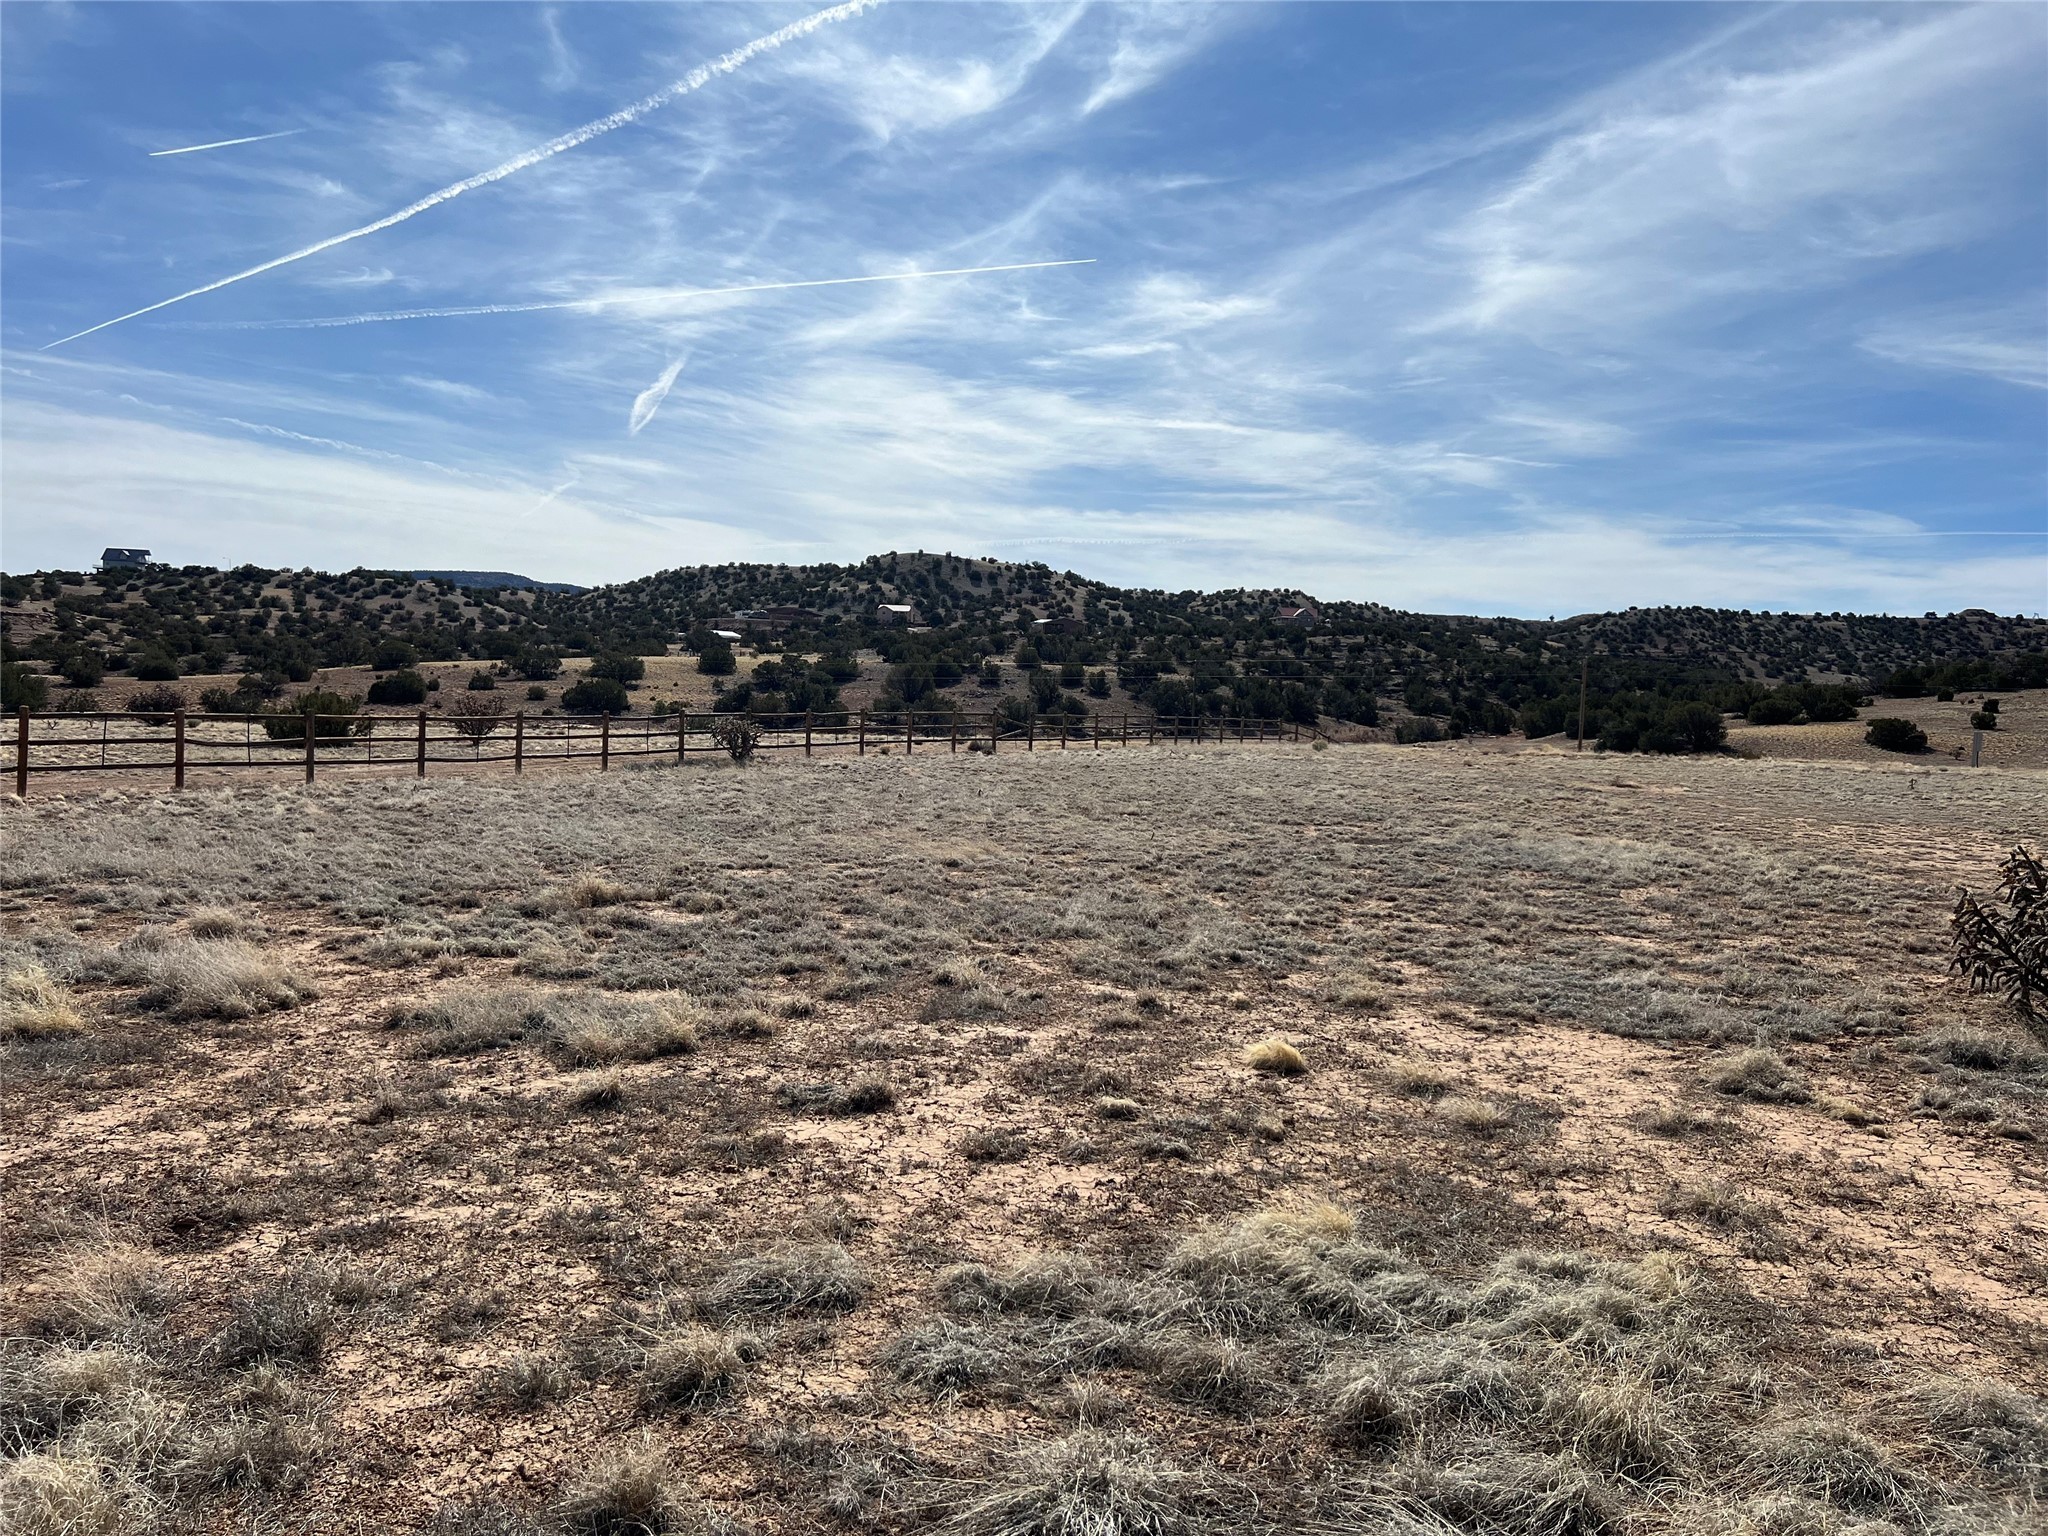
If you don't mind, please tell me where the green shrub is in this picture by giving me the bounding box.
[263,690,368,739]
[127,684,188,722]
[366,669,428,706]
[2,663,48,712]
[588,653,645,684]
[59,653,104,689]
[1086,669,1111,699]
[1745,693,1801,725]
[467,671,496,691]
[1865,718,1927,753]
[1060,662,1085,690]
[561,676,630,714]
[1969,710,1997,732]
[526,684,547,701]
[696,645,735,677]
[132,649,179,681]
[199,687,262,713]
[371,639,417,671]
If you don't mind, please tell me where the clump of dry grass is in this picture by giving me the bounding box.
[479,1351,572,1410]
[1244,1037,1306,1075]
[1436,1095,1513,1136]
[127,938,314,1021]
[185,907,256,940]
[959,1127,1029,1163]
[700,1243,868,1319]
[1147,1336,1268,1414]
[1,960,85,1039]
[636,1326,745,1414]
[552,993,702,1065]
[1704,1048,1810,1104]
[31,1240,178,1341]
[1384,1059,1454,1100]
[1093,1095,1143,1121]
[942,1430,1203,1536]
[882,1320,1007,1400]
[1740,1414,1922,1514]
[552,1433,709,1535]
[1917,1026,2046,1075]
[562,873,632,910]
[0,1448,160,1536]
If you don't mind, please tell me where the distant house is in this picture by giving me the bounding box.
[99,547,151,572]
[1032,615,1085,636]
[875,603,916,626]
[710,629,744,643]
[1277,605,1319,629]
[716,605,823,634]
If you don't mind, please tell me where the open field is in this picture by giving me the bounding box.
[3,746,2044,1535]
[1726,691,2047,771]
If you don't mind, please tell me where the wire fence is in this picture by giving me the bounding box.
[6,707,1313,796]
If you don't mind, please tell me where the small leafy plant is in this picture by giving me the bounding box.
[1951,844,2046,1024]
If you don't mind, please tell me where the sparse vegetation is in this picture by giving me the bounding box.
[2,743,2041,1532]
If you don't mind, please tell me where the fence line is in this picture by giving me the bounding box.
[7,707,1310,797]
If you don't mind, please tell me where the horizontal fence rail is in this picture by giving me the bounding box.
[6,707,1312,797]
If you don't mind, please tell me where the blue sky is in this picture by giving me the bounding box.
[3,1,2043,614]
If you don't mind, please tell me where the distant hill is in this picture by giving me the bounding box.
[4,552,2042,750]
[410,570,584,594]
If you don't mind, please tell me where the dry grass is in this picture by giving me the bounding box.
[4,745,2044,1532]
[0,961,83,1039]
[1243,1036,1306,1075]
[127,937,314,1020]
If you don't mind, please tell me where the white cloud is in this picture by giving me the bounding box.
[1433,7,2043,338]
[1860,307,2048,391]
[784,5,1085,142]
[1081,4,1223,116]
[0,400,731,581]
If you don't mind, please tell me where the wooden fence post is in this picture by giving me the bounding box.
[416,711,428,777]
[680,712,689,764]
[989,712,999,753]
[514,712,525,773]
[600,713,611,772]
[303,710,316,784]
[173,710,186,790]
[1027,715,1035,751]
[906,713,914,755]
[857,711,867,755]
[1148,715,1156,746]
[15,708,28,799]
[805,711,813,758]
[950,716,959,753]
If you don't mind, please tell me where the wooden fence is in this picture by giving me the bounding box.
[7,707,1311,797]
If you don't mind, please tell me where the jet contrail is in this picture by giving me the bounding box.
[628,356,689,436]
[44,0,883,350]
[519,474,581,520]
[165,259,1098,330]
[149,129,302,158]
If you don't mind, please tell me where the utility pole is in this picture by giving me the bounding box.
[1576,655,1589,752]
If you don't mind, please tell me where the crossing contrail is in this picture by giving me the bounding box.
[44,0,883,350]
[164,259,1098,330]
[149,129,303,158]
[628,356,690,436]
